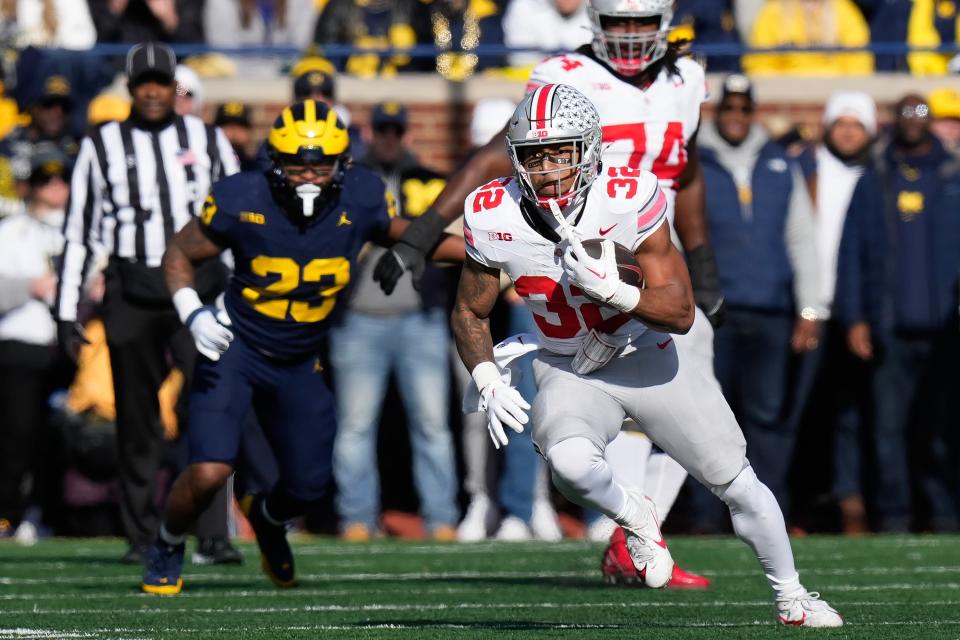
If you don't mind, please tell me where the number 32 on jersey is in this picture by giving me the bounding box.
[514,275,629,339]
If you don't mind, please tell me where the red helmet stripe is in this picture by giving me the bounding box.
[533,84,556,130]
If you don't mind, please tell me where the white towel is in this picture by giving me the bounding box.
[462,333,541,414]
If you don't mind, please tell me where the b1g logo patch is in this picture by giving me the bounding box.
[488,232,513,242]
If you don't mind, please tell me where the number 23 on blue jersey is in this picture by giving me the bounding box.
[241,256,350,322]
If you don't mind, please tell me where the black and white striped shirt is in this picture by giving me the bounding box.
[56,115,239,321]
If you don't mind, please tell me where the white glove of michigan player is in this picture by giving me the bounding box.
[562,235,640,314]
[472,361,531,449]
[173,287,234,361]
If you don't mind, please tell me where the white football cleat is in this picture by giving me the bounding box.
[776,590,844,628]
[530,499,563,541]
[494,515,533,541]
[623,495,673,588]
[457,494,497,542]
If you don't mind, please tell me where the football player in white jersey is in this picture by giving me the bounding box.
[375,0,721,588]
[452,83,842,627]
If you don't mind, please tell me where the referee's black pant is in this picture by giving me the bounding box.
[102,274,228,548]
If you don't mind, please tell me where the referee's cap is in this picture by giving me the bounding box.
[126,42,177,84]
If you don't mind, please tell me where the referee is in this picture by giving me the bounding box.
[54,42,241,564]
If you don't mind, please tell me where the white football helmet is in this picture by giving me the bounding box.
[505,83,602,212]
[587,0,674,76]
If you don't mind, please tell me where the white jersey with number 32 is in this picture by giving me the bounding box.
[528,52,706,224]
[464,168,668,356]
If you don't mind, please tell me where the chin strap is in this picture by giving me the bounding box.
[547,198,577,242]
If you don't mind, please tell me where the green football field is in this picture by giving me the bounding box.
[1,535,958,639]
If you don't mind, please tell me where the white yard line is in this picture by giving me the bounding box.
[0,585,490,601]
[6,565,960,587]
[0,570,589,585]
[829,582,960,591]
[6,600,960,615]
[0,631,95,639]
[79,619,960,633]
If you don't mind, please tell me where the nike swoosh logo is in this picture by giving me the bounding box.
[599,224,618,236]
[657,338,673,350]
[586,267,606,280]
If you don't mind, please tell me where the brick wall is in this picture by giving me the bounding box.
[219,99,897,175]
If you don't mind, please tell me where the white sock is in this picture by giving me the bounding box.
[643,452,687,526]
[710,465,799,596]
[769,573,804,600]
[546,437,630,522]
[613,489,654,532]
[159,524,186,546]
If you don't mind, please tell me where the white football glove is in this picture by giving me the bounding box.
[562,235,640,314]
[472,362,531,449]
[173,287,234,361]
[188,307,234,361]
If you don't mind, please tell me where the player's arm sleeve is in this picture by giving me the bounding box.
[462,210,496,269]
[629,178,669,253]
[197,189,235,247]
[55,137,104,322]
[214,126,241,178]
[689,58,708,110]
[784,165,824,316]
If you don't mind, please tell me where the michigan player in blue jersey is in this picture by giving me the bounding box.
[141,100,464,594]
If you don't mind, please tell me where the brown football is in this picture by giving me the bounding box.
[580,238,644,288]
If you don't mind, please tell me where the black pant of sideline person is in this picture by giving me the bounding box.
[0,341,66,535]
[101,263,232,563]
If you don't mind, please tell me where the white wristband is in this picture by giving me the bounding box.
[607,282,641,314]
[172,287,203,325]
[471,361,502,392]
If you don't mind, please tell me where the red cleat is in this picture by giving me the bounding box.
[601,527,638,584]
[667,563,711,589]
[601,527,710,589]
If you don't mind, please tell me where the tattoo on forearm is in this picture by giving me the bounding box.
[162,219,221,294]
[452,258,501,372]
[162,243,195,294]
